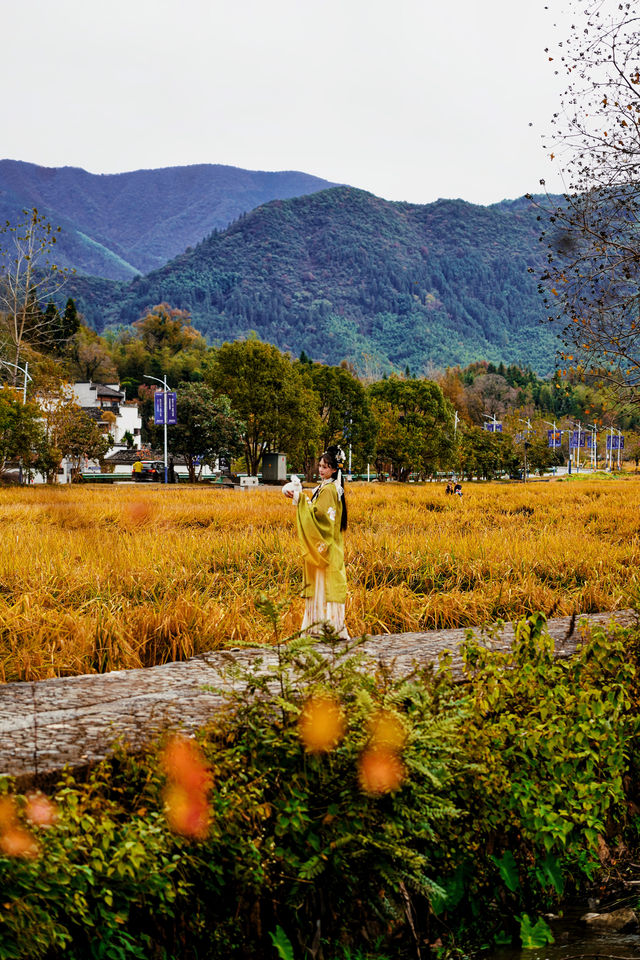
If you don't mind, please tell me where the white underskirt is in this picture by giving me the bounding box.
[300,567,349,639]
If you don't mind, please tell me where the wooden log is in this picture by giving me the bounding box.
[1,609,635,788]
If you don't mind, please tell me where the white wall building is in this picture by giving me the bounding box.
[70,382,142,450]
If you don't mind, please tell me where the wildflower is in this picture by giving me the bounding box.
[298,695,346,753]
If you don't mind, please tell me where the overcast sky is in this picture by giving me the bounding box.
[4,0,574,206]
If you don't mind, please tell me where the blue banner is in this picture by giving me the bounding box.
[570,431,585,449]
[166,392,177,425]
[606,435,624,450]
[154,391,178,425]
[484,423,502,433]
[547,430,562,448]
[154,391,164,425]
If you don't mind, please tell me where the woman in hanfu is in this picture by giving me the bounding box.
[285,447,349,639]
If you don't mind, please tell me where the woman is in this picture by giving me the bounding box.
[285,447,349,639]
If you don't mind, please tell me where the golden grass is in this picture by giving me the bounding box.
[1,478,639,682]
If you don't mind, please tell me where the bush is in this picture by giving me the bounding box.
[0,615,638,959]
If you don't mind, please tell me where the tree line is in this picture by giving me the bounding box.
[3,281,640,482]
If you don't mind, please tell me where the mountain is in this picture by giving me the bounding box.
[0,160,339,280]
[63,187,558,375]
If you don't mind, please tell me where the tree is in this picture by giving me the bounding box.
[459,427,518,481]
[70,327,118,382]
[537,2,640,400]
[207,339,321,476]
[368,376,454,480]
[0,209,72,379]
[0,389,43,479]
[110,303,207,392]
[297,361,376,473]
[167,384,244,483]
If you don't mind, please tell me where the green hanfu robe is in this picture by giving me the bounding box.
[296,478,349,638]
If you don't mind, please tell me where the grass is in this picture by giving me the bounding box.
[1,478,639,682]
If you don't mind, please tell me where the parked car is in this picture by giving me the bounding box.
[133,461,165,482]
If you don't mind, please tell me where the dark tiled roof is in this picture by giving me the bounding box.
[82,407,107,422]
[95,384,124,399]
[105,449,168,464]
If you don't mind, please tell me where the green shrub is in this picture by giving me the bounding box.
[0,616,638,959]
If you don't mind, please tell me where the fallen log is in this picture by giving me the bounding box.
[1,609,635,788]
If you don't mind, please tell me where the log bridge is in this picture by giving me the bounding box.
[1,610,635,789]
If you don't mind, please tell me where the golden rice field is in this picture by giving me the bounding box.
[1,478,639,683]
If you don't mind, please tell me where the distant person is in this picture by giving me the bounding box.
[454,481,462,497]
[132,457,143,481]
[445,481,453,495]
[168,457,176,484]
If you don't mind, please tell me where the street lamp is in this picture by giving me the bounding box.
[1,359,33,484]
[0,359,31,404]
[518,418,532,482]
[483,414,501,431]
[587,423,598,471]
[567,420,583,473]
[543,420,562,476]
[144,374,171,484]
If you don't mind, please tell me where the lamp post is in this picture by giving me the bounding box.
[483,414,501,433]
[587,423,598,471]
[0,359,31,404]
[0,359,33,484]
[567,420,583,473]
[518,417,532,482]
[144,374,170,484]
[617,428,623,470]
[542,420,561,475]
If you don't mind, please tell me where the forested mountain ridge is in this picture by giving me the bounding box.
[67,186,559,375]
[0,159,339,280]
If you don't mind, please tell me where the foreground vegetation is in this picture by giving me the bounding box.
[1,616,638,958]
[1,478,640,683]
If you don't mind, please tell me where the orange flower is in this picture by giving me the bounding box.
[161,735,212,839]
[24,792,58,828]
[0,796,17,829]
[164,784,210,839]
[0,826,40,859]
[0,797,40,859]
[298,695,346,753]
[367,710,407,751]
[121,500,153,528]
[162,736,212,793]
[358,748,406,795]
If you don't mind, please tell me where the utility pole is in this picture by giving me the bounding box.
[144,374,171,483]
[0,358,33,484]
[587,423,598,471]
[518,417,532,482]
[543,420,561,475]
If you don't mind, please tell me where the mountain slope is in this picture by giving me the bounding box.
[65,187,557,375]
[0,160,339,280]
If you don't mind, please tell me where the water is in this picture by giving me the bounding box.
[484,901,640,960]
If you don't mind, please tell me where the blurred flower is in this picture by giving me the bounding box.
[0,796,16,829]
[24,792,58,828]
[0,826,40,859]
[367,710,407,751]
[164,784,210,839]
[0,796,40,859]
[121,499,153,528]
[161,735,212,839]
[358,748,406,795]
[298,695,346,753]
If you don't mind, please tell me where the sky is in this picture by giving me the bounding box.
[4,0,575,206]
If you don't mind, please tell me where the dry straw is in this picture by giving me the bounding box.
[1,480,639,682]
